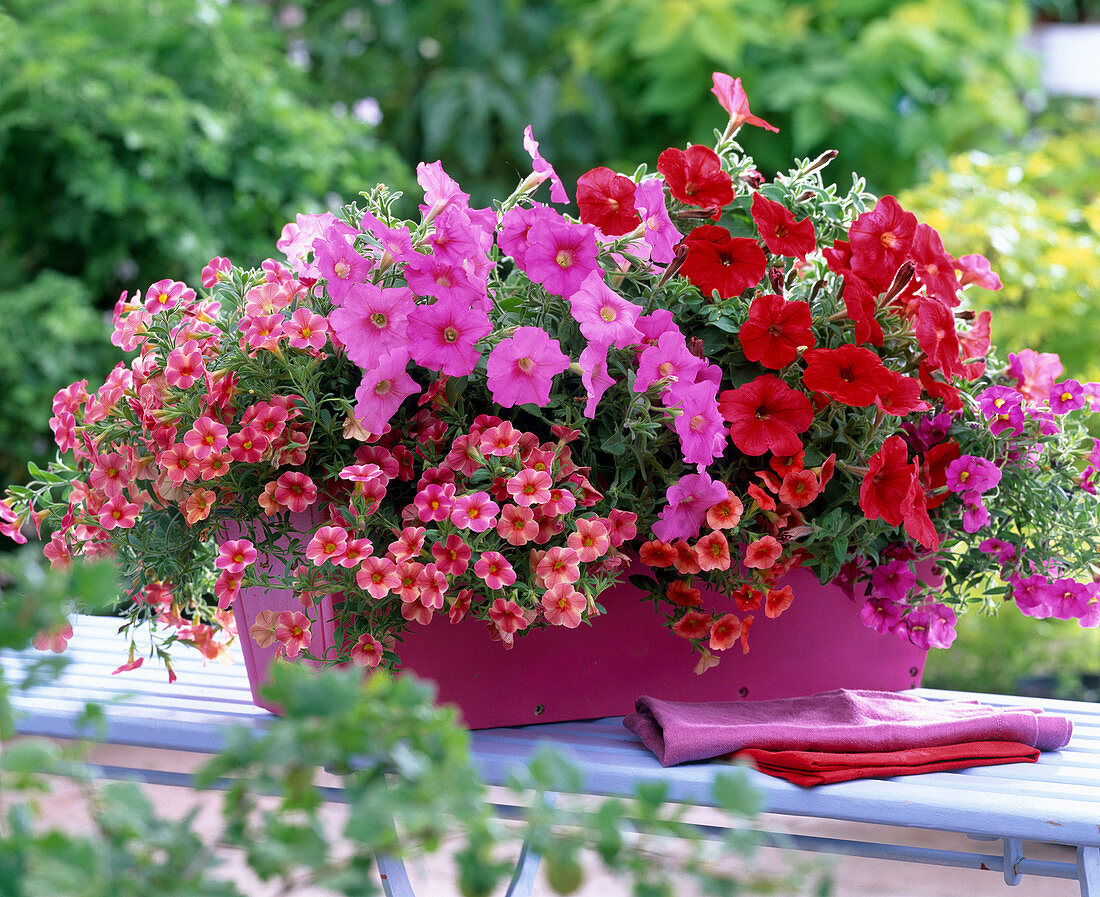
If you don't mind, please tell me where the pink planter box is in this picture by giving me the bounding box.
[232,556,927,729]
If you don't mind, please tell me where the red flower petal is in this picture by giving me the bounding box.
[738,293,815,369]
[656,145,734,213]
[576,166,642,237]
[680,225,766,300]
[750,193,816,259]
[718,374,813,456]
[802,344,898,407]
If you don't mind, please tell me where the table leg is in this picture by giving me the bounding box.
[1079,846,1099,897]
[377,852,417,897]
[505,791,559,897]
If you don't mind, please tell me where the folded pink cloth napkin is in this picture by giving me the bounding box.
[623,689,1073,767]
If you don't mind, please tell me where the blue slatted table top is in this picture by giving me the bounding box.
[5,614,1100,851]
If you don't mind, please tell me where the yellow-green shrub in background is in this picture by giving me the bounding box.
[901,106,1100,380]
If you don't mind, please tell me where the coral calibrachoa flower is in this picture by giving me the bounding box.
[7,72,1100,677]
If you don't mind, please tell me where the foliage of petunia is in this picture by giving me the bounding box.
[4,73,1100,678]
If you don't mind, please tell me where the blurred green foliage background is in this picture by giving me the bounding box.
[2,0,1099,692]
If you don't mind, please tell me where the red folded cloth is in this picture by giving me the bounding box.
[624,689,1072,771]
[733,741,1040,786]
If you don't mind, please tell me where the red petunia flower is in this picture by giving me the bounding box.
[822,239,884,346]
[656,145,734,214]
[680,225,766,300]
[918,361,963,412]
[718,374,814,456]
[750,193,816,259]
[859,435,913,528]
[874,374,930,417]
[910,223,960,308]
[859,435,940,549]
[802,344,898,408]
[576,166,642,237]
[739,293,815,369]
[915,298,966,379]
[848,195,917,286]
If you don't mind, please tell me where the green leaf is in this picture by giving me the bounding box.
[711,769,763,818]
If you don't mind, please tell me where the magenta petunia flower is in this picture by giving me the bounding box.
[277,212,339,278]
[944,455,1002,494]
[634,178,680,265]
[870,560,916,604]
[568,271,643,348]
[634,329,701,394]
[406,296,492,376]
[497,204,558,268]
[651,472,729,542]
[522,215,598,298]
[353,350,421,436]
[579,341,616,419]
[860,596,904,635]
[417,160,470,220]
[313,223,372,304]
[404,253,488,308]
[522,125,569,204]
[672,382,728,469]
[1007,349,1062,401]
[1049,379,1086,415]
[360,210,415,266]
[486,326,570,408]
[329,284,415,369]
[961,491,990,533]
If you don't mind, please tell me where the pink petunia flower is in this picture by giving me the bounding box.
[579,341,617,419]
[165,342,205,390]
[651,472,729,543]
[313,224,372,304]
[568,271,643,348]
[183,417,229,459]
[98,495,141,530]
[201,257,232,289]
[522,125,569,204]
[227,427,269,464]
[431,533,471,576]
[870,560,916,603]
[353,350,421,436]
[634,178,680,265]
[144,279,195,314]
[406,296,492,376]
[329,284,415,369]
[522,215,599,298]
[486,326,570,408]
[672,382,727,468]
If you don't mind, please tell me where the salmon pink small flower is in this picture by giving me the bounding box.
[450,491,499,532]
[606,509,637,546]
[496,504,539,546]
[488,598,531,635]
[112,657,145,675]
[89,451,129,497]
[350,633,385,668]
[184,417,229,459]
[506,468,553,507]
[672,540,703,575]
[744,535,782,570]
[393,560,425,602]
[160,443,201,485]
[43,532,73,569]
[474,551,516,590]
[765,585,795,619]
[145,279,194,314]
[535,545,581,588]
[566,517,610,562]
[32,623,74,654]
[356,556,400,599]
[431,534,471,576]
[242,313,287,352]
[672,610,712,641]
[667,580,702,607]
[705,490,744,530]
[270,471,315,512]
[417,563,449,609]
[306,525,348,565]
[215,571,243,610]
[285,307,329,352]
[639,539,677,567]
[400,595,434,625]
[388,526,426,562]
[227,427,269,464]
[274,610,312,658]
[414,482,456,522]
[708,613,743,652]
[479,420,521,457]
[541,583,586,628]
[542,487,576,517]
[778,469,821,509]
[98,494,140,530]
[339,537,372,568]
[183,488,217,524]
[165,342,206,390]
[695,531,731,571]
[216,539,256,574]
